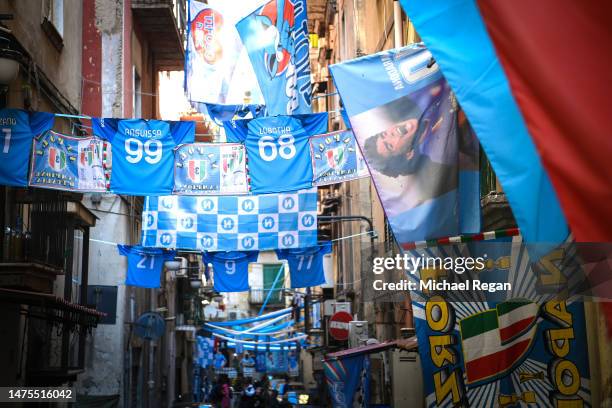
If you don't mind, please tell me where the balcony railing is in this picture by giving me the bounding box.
[132,0,187,71]
[249,288,284,305]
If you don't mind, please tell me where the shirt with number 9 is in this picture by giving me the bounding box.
[93,118,195,195]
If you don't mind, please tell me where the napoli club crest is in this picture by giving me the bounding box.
[191,8,224,65]
[255,0,296,78]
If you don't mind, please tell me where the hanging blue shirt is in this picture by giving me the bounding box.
[0,109,54,187]
[118,245,177,288]
[92,118,194,195]
[223,113,328,194]
[203,251,259,293]
[276,242,332,288]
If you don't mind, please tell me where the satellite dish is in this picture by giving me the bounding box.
[134,312,166,341]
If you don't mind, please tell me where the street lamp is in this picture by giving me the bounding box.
[0,28,21,93]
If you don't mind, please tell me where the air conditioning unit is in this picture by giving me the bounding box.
[348,321,368,348]
[389,348,423,407]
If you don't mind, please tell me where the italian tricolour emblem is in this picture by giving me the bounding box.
[188,159,208,183]
[460,299,539,385]
[326,146,346,170]
[48,147,67,171]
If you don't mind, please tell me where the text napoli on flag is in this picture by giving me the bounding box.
[185,0,264,105]
[405,238,591,406]
[397,0,568,245]
[330,45,480,245]
[236,0,312,115]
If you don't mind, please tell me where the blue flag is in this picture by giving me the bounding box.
[223,113,328,194]
[310,131,369,186]
[0,109,54,187]
[92,118,195,195]
[173,143,248,195]
[236,0,312,115]
[324,354,370,408]
[276,242,332,288]
[203,251,259,292]
[29,131,107,192]
[201,103,265,126]
[118,245,176,288]
[405,239,591,407]
[141,188,318,251]
[330,45,480,246]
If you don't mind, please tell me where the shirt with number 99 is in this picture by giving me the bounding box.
[93,118,195,195]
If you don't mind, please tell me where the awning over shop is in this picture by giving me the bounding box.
[0,287,106,328]
[325,337,417,360]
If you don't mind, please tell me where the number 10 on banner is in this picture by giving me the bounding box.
[258,135,296,161]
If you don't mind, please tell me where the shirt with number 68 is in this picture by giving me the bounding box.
[223,113,328,194]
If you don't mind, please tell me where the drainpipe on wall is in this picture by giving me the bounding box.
[393,0,403,48]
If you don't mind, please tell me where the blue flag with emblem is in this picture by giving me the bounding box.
[324,354,370,408]
[141,188,318,251]
[174,143,248,195]
[236,0,312,115]
[29,131,107,192]
[309,131,369,186]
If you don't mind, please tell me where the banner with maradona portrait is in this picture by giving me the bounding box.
[330,44,480,245]
[236,0,312,115]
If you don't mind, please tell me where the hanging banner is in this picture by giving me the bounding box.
[310,131,369,186]
[236,0,312,115]
[224,113,328,194]
[174,143,248,195]
[402,238,591,407]
[330,44,481,245]
[29,131,107,192]
[185,0,264,105]
[265,350,288,373]
[324,354,370,408]
[141,188,318,251]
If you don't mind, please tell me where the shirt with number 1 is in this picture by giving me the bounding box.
[223,113,328,194]
[92,118,194,195]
